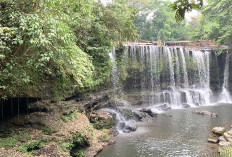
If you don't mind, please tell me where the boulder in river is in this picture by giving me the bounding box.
[132,111,148,121]
[208,137,219,143]
[123,120,137,133]
[212,127,226,135]
[193,110,217,117]
[140,108,157,117]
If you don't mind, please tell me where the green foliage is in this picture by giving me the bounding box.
[0,0,138,99]
[220,147,232,157]
[133,0,190,42]
[61,110,79,122]
[71,148,86,157]
[170,0,203,22]
[0,136,18,148]
[122,108,133,119]
[0,132,30,148]
[188,0,232,49]
[62,132,89,157]
[92,118,114,130]
[18,138,48,153]
[42,126,53,135]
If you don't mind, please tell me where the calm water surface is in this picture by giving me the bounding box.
[98,104,232,157]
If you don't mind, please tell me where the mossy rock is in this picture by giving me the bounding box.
[92,118,114,130]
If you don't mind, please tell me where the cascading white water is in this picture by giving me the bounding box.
[173,48,180,85]
[109,47,118,89]
[218,52,232,103]
[108,45,232,133]
[165,47,175,87]
[179,48,189,87]
[122,45,219,109]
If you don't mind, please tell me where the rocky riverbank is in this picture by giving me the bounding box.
[0,90,116,157]
[208,126,232,152]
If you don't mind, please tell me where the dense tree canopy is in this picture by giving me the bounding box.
[133,0,189,42]
[187,0,232,49]
[0,0,138,99]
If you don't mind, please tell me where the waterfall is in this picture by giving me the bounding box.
[218,52,232,103]
[108,45,232,133]
[121,45,216,108]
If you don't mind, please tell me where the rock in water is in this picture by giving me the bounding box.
[193,110,217,117]
[212,127,226,135]
[123,120,137,133]
[140,108,157,117]
[132,111,147,121]
[182,103,191,108]
[208,137,219,143]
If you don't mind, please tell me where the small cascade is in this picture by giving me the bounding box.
[109,47,118,89]
[218,53,232,103]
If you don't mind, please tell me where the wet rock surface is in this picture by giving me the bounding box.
[210,126,232,150]
[208,137,219,143]
[140,108,158,117]
[123,120,137,133]
[212,127,226,135]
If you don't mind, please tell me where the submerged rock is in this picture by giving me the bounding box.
[193,110,217,117]
[208,137,219,143]
[182,103,191,108]
[159,104,171,111]
[212,127,226,135]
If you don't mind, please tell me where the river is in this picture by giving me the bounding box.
[98,103,232,157]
